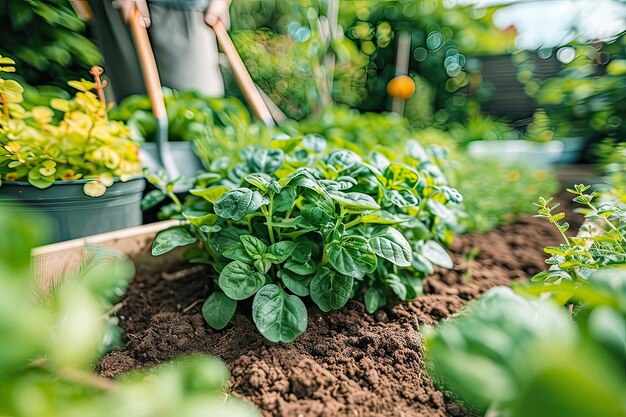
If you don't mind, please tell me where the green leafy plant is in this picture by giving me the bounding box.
[109,90,258,144]
[0,0,102,89]
[291,105,459,155]
[0,205,259,417]
[533,33,626,141]
[523,177,626,318]
[149,134,461,342]
[425,272,626,417]
[532,184,626,293]
[0,58,142,196]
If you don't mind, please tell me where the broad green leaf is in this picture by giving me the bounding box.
[412,253,434,275]
[329,191,380,213]
[214,188,268,221]
[29,177,54,190]
[310,267,353,312]
[218,261,265,300]
[321,223,342,244]
[385,273,407,300]
[152,226,198,256]
[273,186,297,212]
[271,135,301,151]
[319,177,357,191]
[279,168,319,189]
[427,200,457,226]
[387,189,419,208]
[243,173,272,191]
[278,269,312,297]
[183,212,219,228]
[302,188,335,213]
[438,185,463,203]
[327,235,378,278]
[202,292,237,330]
[364,287,387,313]
[384,163,420,189]
[291,240,314,263]
[370,227,412,267]
[254,258,272,274]
[326,150,361,169]
[190,185,230,204]
[141,189,166,211]
[240,235,268,258]
[284,259,317,275]
[267,241,296,263]
[222,243,254,263]
[194,172,222,186]
[301,204,334,227]
[335,176,358,189]
[406,140,428,162]
[252,284,307,343]
[423,240,453,269]
[369,151,391,173]
[248,148,284,174]
[399,273,423,300]
[266,180,282,195]
[302,133,327,152]
[200,224,221,233]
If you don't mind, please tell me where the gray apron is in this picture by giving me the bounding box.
[87,0,224,102]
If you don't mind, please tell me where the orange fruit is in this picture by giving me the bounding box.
[387,75,415,99]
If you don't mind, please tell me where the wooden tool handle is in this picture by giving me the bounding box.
[211,19,275,127]
[128,8,167,120]
[68,0,94,21]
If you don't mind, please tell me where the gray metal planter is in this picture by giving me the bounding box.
[0,178,145,243]
[140,142,203,183]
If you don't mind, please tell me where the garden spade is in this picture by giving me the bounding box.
[128,6,183,188]
[209,19,280,127]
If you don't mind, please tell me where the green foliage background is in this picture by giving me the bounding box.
[0,0,102,88]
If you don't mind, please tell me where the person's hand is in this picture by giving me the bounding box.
[114,0,150,27]
[205,0,230,29]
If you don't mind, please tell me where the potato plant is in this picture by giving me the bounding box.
[149,135,461,342]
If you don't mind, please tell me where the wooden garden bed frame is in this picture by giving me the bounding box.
[31,220,182,294]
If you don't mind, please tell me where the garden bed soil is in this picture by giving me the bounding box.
[98,211,578,417]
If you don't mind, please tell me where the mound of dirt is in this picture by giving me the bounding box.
[98,216,568,417]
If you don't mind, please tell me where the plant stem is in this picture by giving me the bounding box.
[344,217,362,229]
[262,202,275,244]
[167,190,183,209]
[320,245,329,267]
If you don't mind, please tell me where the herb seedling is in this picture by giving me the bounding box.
[531,184,625,295]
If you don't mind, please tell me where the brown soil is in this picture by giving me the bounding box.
[98,215,574,417]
